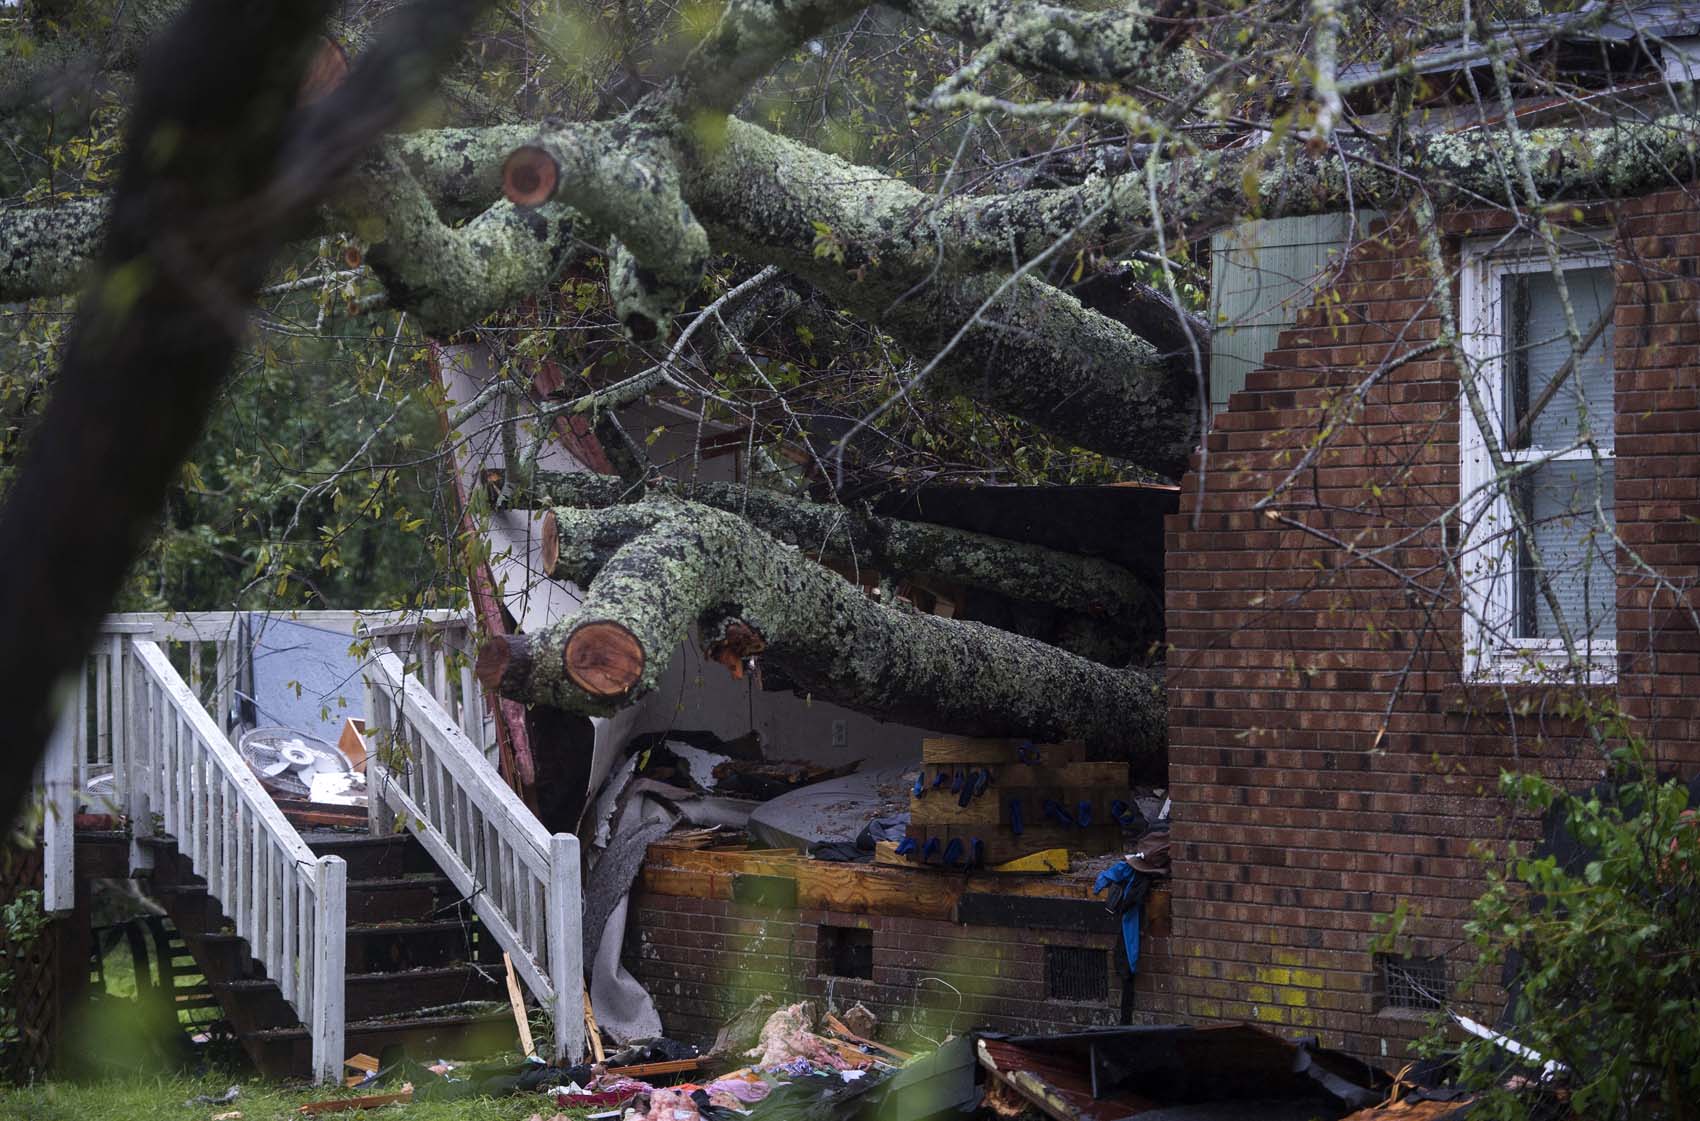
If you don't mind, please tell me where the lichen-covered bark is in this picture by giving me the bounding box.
[343,146,581,333]
[0,197,111,303]
[673,0,869,113]
[513,122,709,340]
[683,116,1201,471]
[499,496,1166,752]
[525,471,1155,625]
[893,0,1195,85]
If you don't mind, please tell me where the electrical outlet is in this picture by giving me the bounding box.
[830,719,848,748]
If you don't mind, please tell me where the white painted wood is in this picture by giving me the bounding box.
[42,701,76,913]
[95,652,110,773]
[126,639,340,1079]
[370,652,548,873]
[362,648,584,1020]
[126,651,154,873]
[311,855,347,1085]
[108,635,126,812]
[74,665,89,777]
[215,639,234,732]
[547,833,584,1061]
[372,765,554,999]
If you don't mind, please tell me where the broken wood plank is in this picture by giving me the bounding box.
[824,1013,914,1061]
[921,738,1084,765]
[978,1040,1153,1121]
[584,991,606,1064]
[297,1085,413,1115]
[602,1057,703,1079]
[503,952,536,1059]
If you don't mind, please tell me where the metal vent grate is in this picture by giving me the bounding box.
[1046,945,1109,1002]
[1376,953,1447,1011]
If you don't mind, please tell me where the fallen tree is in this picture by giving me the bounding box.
[2,0,1688,778]
[476,496,1166,752]
[514,470,1156,631]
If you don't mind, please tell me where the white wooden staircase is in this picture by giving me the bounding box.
[34,613,584,1082]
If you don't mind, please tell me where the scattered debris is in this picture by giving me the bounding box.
[710,995,779,1059]
[838,1003,877,1042]
[748,1002,867,1071]
[296,1084,413,1114]
[211,1112,243,1120]
[977,1025,1388,1121]
[344,1051,382,1088]
[604,1058,705,1079]
[824,1013,910,1063]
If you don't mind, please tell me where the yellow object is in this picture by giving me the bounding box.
[989,848,1069,873]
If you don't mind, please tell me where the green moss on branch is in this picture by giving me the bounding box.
[525,471,1156,626]
[491,496,1166,752]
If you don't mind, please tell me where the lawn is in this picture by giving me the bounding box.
[0,1076,585,1121]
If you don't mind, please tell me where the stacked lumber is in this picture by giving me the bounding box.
[902,737,1126,866]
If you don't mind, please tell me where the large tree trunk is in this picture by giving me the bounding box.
[516,471,1156,629]
[476,496,1165,753]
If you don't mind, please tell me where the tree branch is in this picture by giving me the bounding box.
[477,496,1165,751]
[521,471,1157,625]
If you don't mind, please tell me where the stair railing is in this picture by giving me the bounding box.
[364,616,495,763]
[125,638,348,1083]
[363,648,584,1061]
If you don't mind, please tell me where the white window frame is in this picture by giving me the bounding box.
[1458,236,1617,684]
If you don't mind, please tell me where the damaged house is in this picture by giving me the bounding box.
[5,0,1700,1113]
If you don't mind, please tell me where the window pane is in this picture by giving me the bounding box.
[1513,459,1616,641]
[1501,266,1614,450]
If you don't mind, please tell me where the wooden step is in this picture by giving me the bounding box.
[195,919,475,976]
[241,1011,519,1079]
[300,831,437,880]
[345,875,461,924]
[211,964,506,1034]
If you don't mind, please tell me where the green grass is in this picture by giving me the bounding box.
[0,1075,589,1121]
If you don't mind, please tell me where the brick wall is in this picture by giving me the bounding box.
[626,883,1178,1045]
[1161,194,1700,1062]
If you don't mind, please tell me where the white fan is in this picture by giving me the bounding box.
[238,727,350,799]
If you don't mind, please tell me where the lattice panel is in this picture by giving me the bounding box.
[1,845,59,1081]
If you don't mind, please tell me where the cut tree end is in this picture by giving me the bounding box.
[475,633,528,694]
[707,620,766,680]
[476,639,513,694]
[503,146,560,207]
[564,621,645,697]
[541,508,559,574]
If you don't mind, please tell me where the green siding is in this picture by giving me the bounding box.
[1208,213,1380,413]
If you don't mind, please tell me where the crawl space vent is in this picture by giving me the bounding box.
[817,925,873,979]
[1376,953,1447,1011]
[1045,945,1108,1002]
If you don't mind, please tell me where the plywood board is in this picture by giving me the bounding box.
[921,738,1083,764]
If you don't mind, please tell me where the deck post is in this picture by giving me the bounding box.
[41,698,76,913]
[124,642,155,873]
[310,855,347,1084]
[546,832,584,1062]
